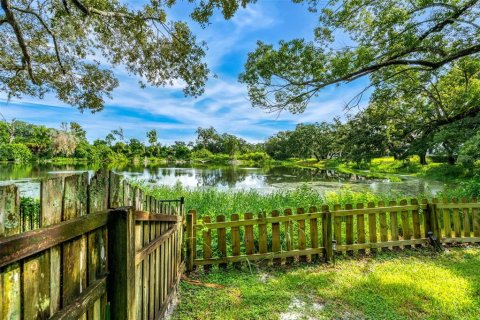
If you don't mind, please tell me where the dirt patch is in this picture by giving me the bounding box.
[279,296,325,320]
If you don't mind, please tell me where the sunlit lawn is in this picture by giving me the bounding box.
[172,247,480,320]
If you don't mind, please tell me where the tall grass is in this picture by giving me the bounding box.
[140,182,404,218]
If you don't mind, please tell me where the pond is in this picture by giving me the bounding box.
[0,162,446,198]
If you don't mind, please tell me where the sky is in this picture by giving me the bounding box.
[0,0,369,145]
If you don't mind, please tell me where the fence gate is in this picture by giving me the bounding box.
[0,171,184,320]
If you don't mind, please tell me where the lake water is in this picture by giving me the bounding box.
[0,162,446,198]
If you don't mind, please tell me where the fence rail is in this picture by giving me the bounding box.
[0,170,184,320]
[186,198,480,270]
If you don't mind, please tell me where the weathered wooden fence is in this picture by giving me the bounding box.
[0,170,184,320]
[186,198,480,270]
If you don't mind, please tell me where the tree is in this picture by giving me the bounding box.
[195,126,222,153]
[147,129,159,146]
[1,0,254,111]
[290,122,339,160]
[52,122,80,156]
[240,0,480,113]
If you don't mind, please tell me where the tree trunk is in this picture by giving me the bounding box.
[419,153,427,165]
[447,155,456,165]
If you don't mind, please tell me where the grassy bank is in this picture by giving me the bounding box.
[172,247,480,320]
[293,156,476,182]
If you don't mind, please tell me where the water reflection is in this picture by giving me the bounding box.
[0,162,445,198]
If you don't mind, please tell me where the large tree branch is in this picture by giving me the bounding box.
[11,6,66,74]
[0,0,37,84]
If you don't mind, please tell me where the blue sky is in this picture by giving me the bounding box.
[0,1,369,145]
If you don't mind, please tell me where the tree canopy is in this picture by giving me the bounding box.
[0,0,254,112]
[240,0,480,113]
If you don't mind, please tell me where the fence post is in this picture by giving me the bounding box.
[322,205,333,263]
[107,207,136,320]
[186,212,194,272]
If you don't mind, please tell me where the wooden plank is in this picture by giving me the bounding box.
[62,173,88,315]
[154,221,161,318]
[322,205,333,263]
[257,213,268,265]
[0,212,109,268]
[436,202,480,209]
[356,203,365,254]
[473,198,479,237]
[271,211,281,265]
[389,200,399,249]
[109,172,123,208]
[400,199,411,248]
[244,213,254,256]
[297,208,307,262]
[422,199,431,238]
[192,205,421,230]
[308,206,319,261]
[462,198,471,238]
[442,198,452,238]
[283,209,294,264]
[149,220,156,320]
[202,216,212,273]
[440,237,480,244]
[194,247,326,266]
[378,201,388,251]
[50,277,106,320]
[345,204,353,255]
[217,215,227,270]
[411,199,422,247]
[336,238,429,251]
[452,198,462,238]
[142,220,150,319]
[107,207,136,320]
[134,222,143,319]
[87,170,109,320]
[0,185,21,320]
[135,211,182,222]
[333,204,341,250]
[186,213,194,272]
[231,214,241,268]
[368,202,377,253]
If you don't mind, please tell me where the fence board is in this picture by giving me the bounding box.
[462,198,471,238]
[232,214,241,268]
[345,204,354,255]
[367,202,377,253]
[271,211,281,265]
[258,213,267,264]
[297,208,307,262]
[473,198,479,237]
[283,209,294,264]
[203,216,212,273]
[0,185,21,319]
[389,201,399,249]
[356,203,365,254]
[378,201,388,251]
[217,215,227,270]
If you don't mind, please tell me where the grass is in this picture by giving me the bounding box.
[139,183,400,218]
[172,247,480,320]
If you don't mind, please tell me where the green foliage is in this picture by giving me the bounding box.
[173,248,480,319]
[237,152,271,162]
[439,175,480,199]
[20,197,40,228]
[139,182,391,217]
[458,131,480,167]
[0,0,259,111]
[240,0,480,113]
[0,143,32,162]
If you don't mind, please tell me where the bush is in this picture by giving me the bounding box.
[0,143,32,162]
[237,152,271,162]
[191,148,214,160]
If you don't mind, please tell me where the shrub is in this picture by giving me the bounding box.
[0,143,32,162]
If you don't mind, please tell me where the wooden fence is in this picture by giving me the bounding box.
[186,198,480,270]
[0,170,184,320]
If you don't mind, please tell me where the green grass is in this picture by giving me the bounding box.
[172,247,480,320]
[139,183,398,218]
